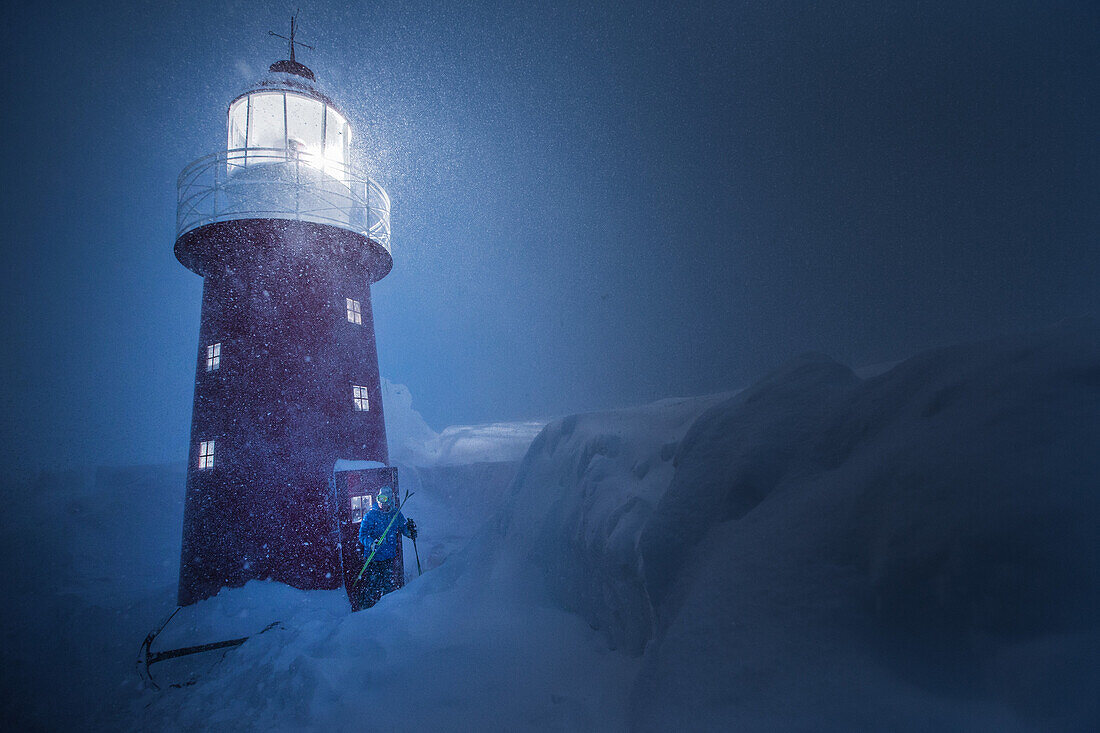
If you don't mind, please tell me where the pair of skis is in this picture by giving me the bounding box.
[136,607,283,690]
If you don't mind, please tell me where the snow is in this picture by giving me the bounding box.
[393,460,525,578]
[383,378,545,466]
[628,321,1100,730]
[332,458,386,473]
[137,573,638,730]
[3,320,1098,730]
[431,421,552,465]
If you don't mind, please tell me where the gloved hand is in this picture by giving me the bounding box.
[406,518,418,540]
[370,539,381,554]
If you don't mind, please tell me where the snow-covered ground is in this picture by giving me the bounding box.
[0,399,537,729]
[2,320,1098,730]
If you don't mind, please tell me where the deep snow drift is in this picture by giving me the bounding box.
[629,324,1100,730]
[3,321,1098,731]
[383,378,545,466]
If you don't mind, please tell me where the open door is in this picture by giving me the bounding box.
[332,462,403,610]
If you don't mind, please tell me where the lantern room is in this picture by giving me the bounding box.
[227,83,351,176]
[175,58,392,279]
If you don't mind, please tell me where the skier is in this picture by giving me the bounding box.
[357,485,417,609]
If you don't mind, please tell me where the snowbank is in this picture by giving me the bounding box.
[383,378,545,466]
[482,319,1100,729]
[628,320,1100,730]
[380,379,441,465]
[495,394,732,653]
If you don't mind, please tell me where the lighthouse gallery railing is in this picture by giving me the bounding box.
[176,147,391,252]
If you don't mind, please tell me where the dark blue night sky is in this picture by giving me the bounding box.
[1,0,1097,472]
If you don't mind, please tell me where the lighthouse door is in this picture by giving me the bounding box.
[333,465,403,610]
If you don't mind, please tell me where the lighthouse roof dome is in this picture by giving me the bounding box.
[230,62,342,115]
[269,58,314,80]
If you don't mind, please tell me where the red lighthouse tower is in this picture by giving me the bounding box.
[174,33,394,606]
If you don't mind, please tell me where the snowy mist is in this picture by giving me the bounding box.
[1,1,1098,731]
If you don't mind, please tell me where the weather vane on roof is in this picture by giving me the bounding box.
[269,11,314,63]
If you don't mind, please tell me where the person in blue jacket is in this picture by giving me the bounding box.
[357,485,417,609]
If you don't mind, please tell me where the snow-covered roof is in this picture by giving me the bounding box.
[332,459,388,474]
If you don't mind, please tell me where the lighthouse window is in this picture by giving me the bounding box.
[198,440,215,470]
[205,343,221,372]
[325,106,350,169]
[228,99,247,151]
[287,94,324,160]
[351,494,372,523]
[247,92,287,151]
[346,299,362,324]
[352,385,370,411]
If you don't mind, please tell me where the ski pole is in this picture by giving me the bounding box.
[404,487,423,577]
[354,491,415,585]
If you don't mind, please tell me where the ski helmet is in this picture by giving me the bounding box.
[377,485,394,507]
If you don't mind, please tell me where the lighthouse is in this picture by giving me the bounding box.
[174,24,396,607]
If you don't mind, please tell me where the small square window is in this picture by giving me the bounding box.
[346,298,362,325]
[198,440,215,469]
[351,494,373,523]
[352,385,369,411]
[205,343,221,372]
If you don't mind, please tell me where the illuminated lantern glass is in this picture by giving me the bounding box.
[227,90,351,176]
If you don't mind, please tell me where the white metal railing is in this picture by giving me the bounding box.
[176,147,391,252]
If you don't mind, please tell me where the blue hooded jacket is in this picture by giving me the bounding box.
[357,505,411,561]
